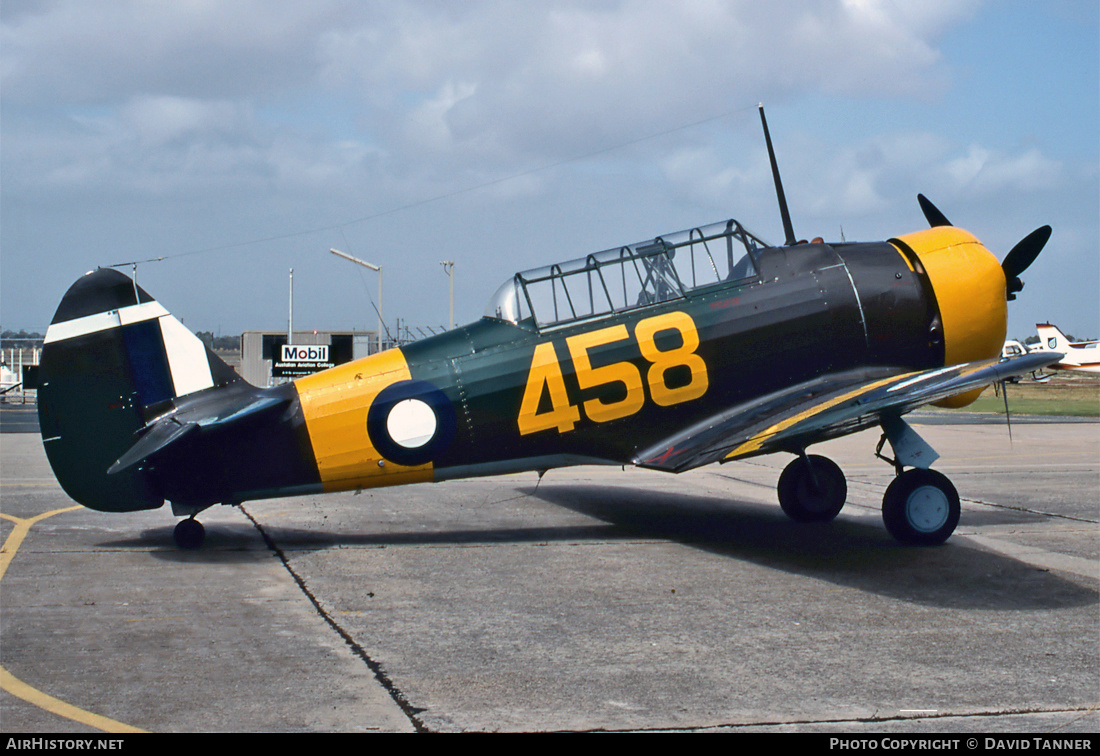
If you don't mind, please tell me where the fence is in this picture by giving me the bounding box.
[2,347,40,405]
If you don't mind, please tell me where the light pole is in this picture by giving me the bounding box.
[440,260,454,329]
[330,249,383,353]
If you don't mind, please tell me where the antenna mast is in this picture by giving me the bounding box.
[759,105,796,246]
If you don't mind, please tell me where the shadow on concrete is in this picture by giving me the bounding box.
[530,482,1097,611]
[101,481,1096,613]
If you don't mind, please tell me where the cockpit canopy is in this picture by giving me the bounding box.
[485,219,767,329]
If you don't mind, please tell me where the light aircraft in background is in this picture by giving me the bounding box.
[1000,340,1050,383]
[1,362,22,395]
[1028,323,1099,374]
[37,107,1060,550]
[1001,340,1028,360]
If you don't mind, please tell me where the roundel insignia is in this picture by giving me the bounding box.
[367,380,457,466]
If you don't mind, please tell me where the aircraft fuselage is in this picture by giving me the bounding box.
[107,231,1000,512]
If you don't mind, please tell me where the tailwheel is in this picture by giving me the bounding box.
[777,454,847,522]
[882,469,960,546]
[173,517,205,550]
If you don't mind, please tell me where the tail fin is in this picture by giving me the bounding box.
[38,269,238,512]
[1036,322,1069,350]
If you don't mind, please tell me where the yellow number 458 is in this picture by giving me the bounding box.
[517,311,708,436]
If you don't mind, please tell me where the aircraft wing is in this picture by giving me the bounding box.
[633,351,1061,473]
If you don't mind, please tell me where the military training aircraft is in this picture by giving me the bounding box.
[37,107,1061,549]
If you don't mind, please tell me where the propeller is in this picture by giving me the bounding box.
[1001,225,1052,300]
[916,194,1051,301]
[917,194,952,228]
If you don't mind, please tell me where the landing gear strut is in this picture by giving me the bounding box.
[173,517,205,550]
[777,454,847,522]
[874,417,960,546]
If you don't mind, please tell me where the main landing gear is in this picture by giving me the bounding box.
[881,468,959,546]
[776,417,961,546]
[777,453,847,522]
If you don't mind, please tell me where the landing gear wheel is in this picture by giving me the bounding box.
[882,469,960,546]
[173,518,205,550]
[777,454,847,522]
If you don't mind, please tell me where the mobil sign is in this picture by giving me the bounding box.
[273,344,335,377]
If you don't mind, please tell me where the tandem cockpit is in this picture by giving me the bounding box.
[485,218,769,330]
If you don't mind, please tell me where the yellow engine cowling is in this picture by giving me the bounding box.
[893,227,1007,408]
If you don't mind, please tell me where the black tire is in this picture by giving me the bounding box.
[777,455,847,522]
[173,518,205,550]
[882,469,960,546]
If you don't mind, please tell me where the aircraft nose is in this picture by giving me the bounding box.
[891,226,1007,368]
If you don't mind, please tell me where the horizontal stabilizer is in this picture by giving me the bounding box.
[107,393,292,476]
[108,419,197,475]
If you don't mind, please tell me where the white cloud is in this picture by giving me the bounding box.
[1,0,341,103]
[119,97,253,148]
[1,0,985,204]
[311,1,980,168]
[2,1,1094,337]
[942,144,1061,196]
[404,81,479,154]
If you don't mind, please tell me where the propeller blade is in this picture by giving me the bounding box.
[1002,225,1052,280]
[1002,225,1051,301]
[918,194,952,228]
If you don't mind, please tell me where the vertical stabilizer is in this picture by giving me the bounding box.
[38,269,237,511]
[1036,322,1070,350]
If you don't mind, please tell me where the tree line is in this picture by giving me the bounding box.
[1,329,241,351]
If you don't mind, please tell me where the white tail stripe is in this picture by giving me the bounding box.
[44,301,168,344]
[44,310,120,344]
[119,301,169,326]
[43,300,213,398]
[159,315,214,397]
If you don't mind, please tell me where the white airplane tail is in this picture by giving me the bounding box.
[1036,323,1070,351]
[1034,322,1100,373]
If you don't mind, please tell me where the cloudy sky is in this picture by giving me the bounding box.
[2,0,1097,342]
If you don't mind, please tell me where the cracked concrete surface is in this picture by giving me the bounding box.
[2,419,1097,732]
